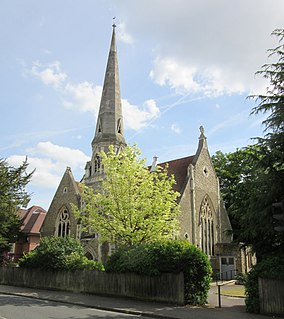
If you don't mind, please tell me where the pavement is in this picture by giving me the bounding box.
[0,283,276,319]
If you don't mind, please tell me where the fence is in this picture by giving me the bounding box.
[0,267,184,305]
[259,278,284,315]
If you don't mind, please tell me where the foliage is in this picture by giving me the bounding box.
[245,255,284,313]
[0,158,33,256]
[19,236,104,271]
[212,29,284,259]
[250,29,284,148]
[105,240,212,305]
[74,145,180,247]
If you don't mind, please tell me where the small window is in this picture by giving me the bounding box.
[117,119,122,134]
[221,257,227,265]
[184,233,189,239]
[63,187,68,194]
[94,155,101,173]
[97,119,102,134]
[203,166,209,177]
[228,257,234,265]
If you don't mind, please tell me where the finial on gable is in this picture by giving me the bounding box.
[150,156,158,172]
[199,126,205,135]
[198,125,208,150]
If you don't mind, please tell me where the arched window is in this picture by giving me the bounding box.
[56,208,70,238]
[199,196,215,256]
[94,154,101,173]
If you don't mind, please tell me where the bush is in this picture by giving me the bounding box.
[18,236,104,271]
[235,273,247,285]
[245,255,284,313]
[105,240,212,305]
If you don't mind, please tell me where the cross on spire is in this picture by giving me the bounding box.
[112,17,116,28]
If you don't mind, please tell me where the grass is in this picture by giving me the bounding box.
[220,286,246,298]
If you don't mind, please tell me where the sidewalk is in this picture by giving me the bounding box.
[0,284,274,319]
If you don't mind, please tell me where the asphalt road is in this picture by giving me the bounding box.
[0,294,142,319]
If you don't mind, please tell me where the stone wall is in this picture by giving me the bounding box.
[0,267,184,305]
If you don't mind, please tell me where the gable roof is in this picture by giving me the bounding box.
[158,155,194,193]
[18,206,46,235]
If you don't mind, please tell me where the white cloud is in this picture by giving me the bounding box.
[29,62,161,130]
[8,142,90,189]
[171,123,181,134]
[116,0,283,96]
[150,56,247,97]
[123,98,160,130]
[30,142,89,169]
[63,82,102,113]
[31,61,67,89]
[116,22,134,45]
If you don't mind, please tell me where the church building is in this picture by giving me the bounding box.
[41,25,238,276]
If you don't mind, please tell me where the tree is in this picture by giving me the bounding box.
[250,28,284,156]
[212,145,281,257]
[0,158,33,257]
[212,145,262,240]
[19,236,104,270]
[212,29,284,259]
[74,145,180,247]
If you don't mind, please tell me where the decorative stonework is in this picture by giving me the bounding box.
[56,208,70,238]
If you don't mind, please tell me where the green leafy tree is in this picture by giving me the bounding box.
[19,236,104,271]
[0,158,33,257]
[212,145,281,257]
[74,145,180,247]
[212,29,284,259]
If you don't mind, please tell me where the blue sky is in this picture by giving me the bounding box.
[1,0,283,209]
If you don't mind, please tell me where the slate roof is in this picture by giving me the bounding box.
[157,155,195,194]
[18,206,46,235]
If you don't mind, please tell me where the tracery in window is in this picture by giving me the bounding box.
[199,196,215,256]
[57,208,70,238]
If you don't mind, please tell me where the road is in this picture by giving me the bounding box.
[0,294,142,319]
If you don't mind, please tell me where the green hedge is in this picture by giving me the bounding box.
[105,240,212,305]
[18,236,104,271]
[245,255,284,313]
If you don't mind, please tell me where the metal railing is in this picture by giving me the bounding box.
[215,269,238,308]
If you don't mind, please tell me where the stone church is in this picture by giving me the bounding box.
[41,25,239,276]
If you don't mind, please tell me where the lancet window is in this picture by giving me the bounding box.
[199,196,215,256]
[56,208,70,238]
[94,154,101,173]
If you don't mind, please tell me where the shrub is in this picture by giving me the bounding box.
[245,255,284,313]
[105,240,212,305]
[18,236,104,271]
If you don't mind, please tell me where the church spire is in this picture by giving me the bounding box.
[92,24,126,149]
[84,25,126,188]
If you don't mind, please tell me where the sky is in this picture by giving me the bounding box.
[1,0,283,210]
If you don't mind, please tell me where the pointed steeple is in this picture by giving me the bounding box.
[92,24,126,148]
[84,25,126,188]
